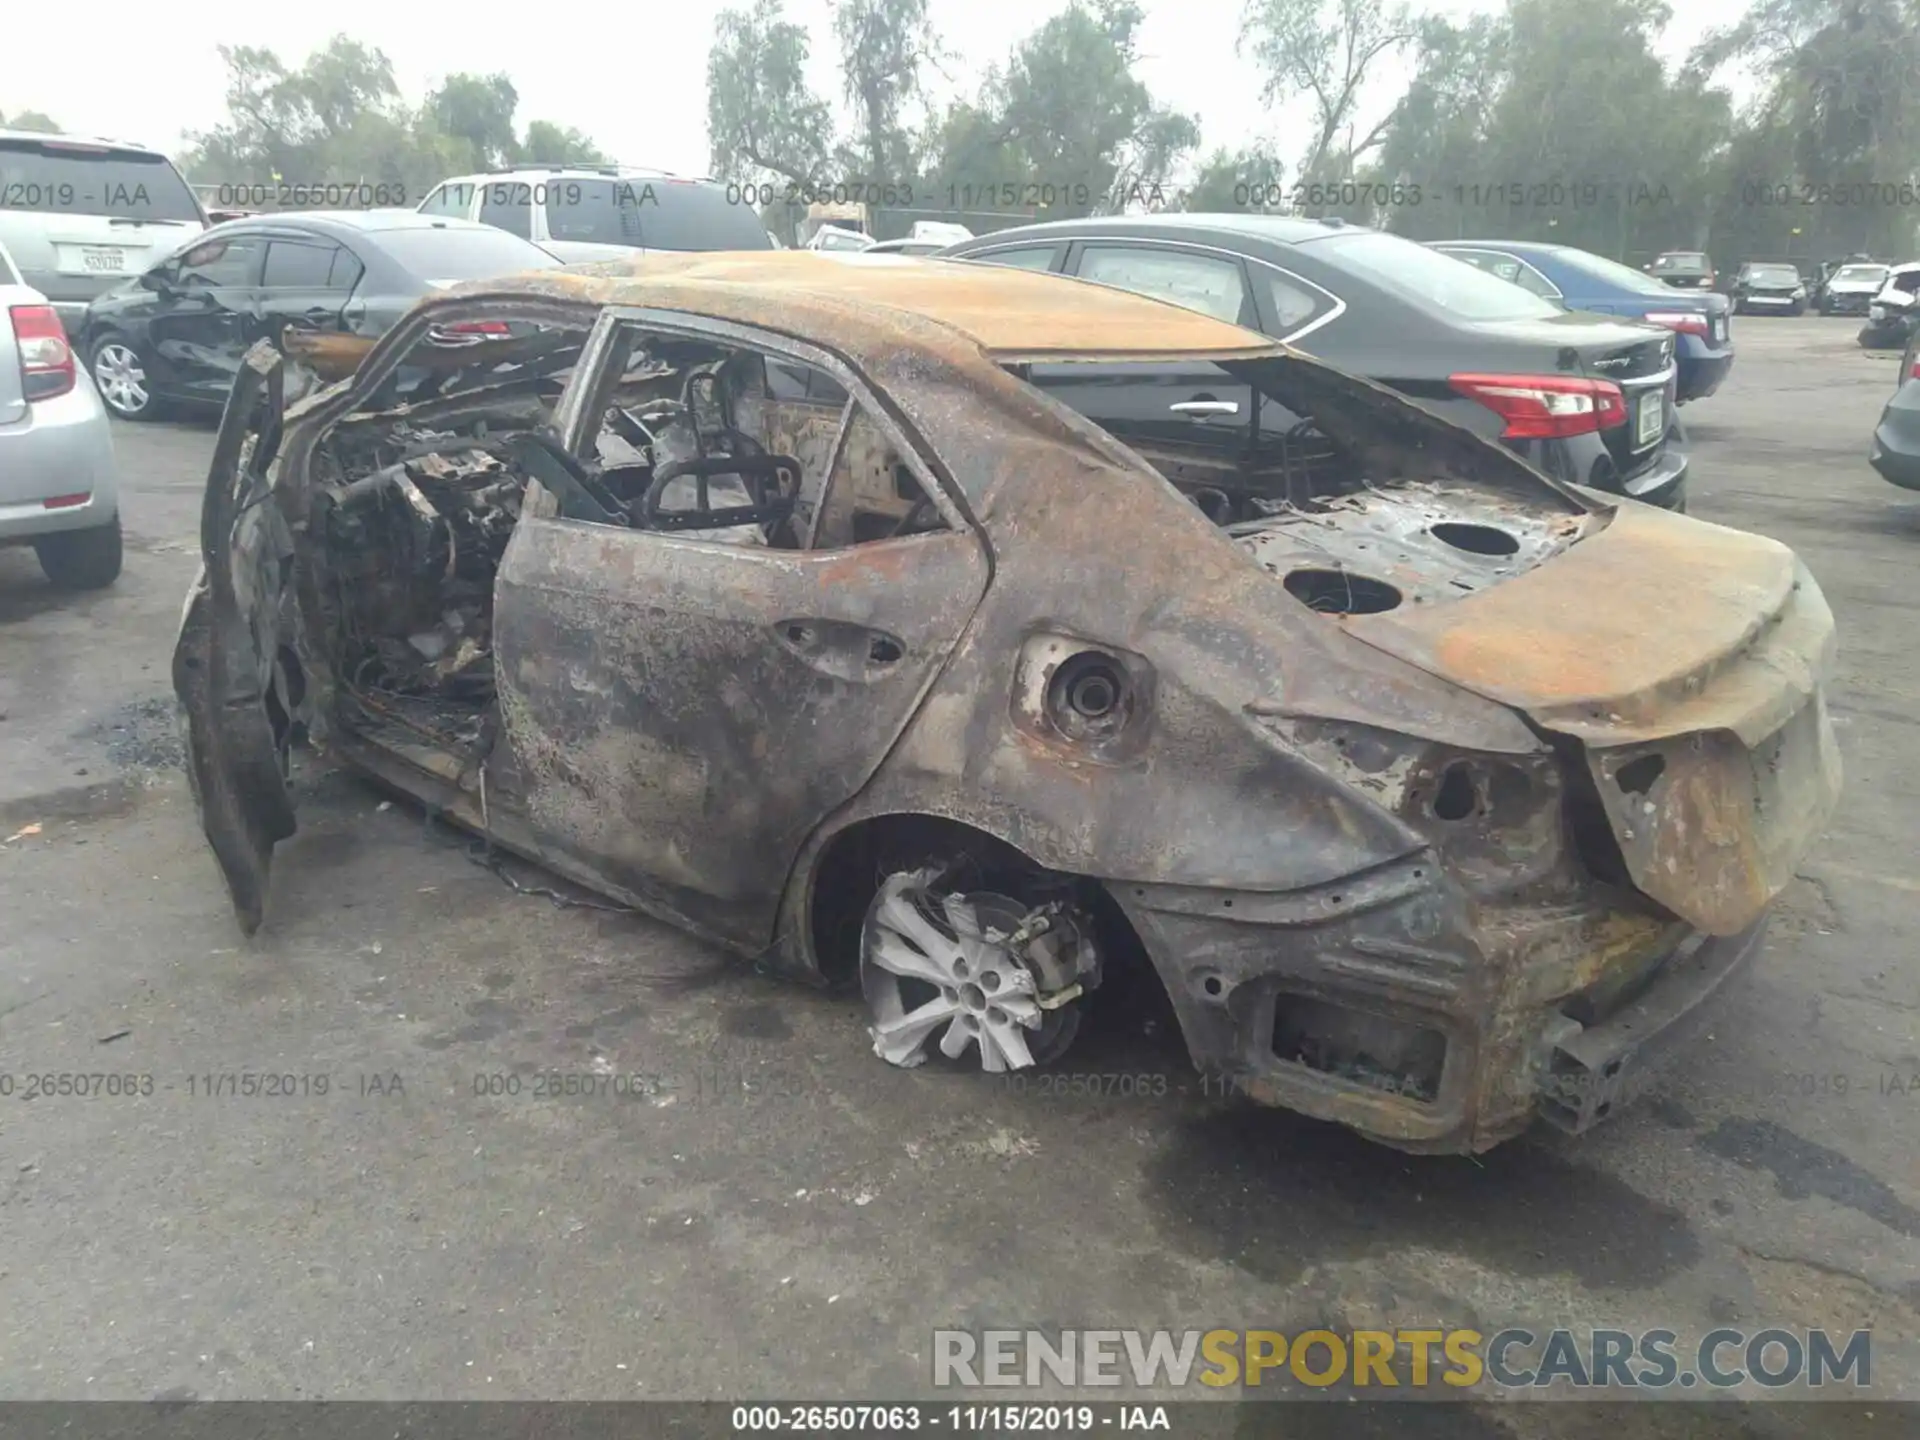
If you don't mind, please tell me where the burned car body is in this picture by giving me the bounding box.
[176,252,1840,1153]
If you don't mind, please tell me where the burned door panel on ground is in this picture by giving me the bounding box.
[172,343,296,933]
[494,319,990,948]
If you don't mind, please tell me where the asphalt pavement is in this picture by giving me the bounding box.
[1,317,1917,1434]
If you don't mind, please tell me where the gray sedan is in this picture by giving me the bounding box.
[1869,328,1920,492]
[0,240,121,588]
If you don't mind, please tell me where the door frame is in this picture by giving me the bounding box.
[494,304,996,947]
[553,305,982,536]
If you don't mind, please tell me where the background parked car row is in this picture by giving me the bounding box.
[41,128,1920,549]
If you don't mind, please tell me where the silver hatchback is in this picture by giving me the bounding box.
[0,240,122,588]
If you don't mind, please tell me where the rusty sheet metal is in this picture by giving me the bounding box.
[282,329,374,381]
[215,265,1843,1155]
[1344,503,1834,746]
[441,251,1286,363]
[281,328,544,382]
[1586,694,1842,935]
[493,521,992,948]
[1235,482,1591,606]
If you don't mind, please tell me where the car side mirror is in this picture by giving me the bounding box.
[139,269,175,294]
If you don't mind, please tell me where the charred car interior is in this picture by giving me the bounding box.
[177,255,1840,1154]
[306,318,948,776]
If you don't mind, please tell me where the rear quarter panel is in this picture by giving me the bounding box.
[0,280,29,423]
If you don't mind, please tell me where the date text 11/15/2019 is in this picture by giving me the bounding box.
[1229,180,1687,210]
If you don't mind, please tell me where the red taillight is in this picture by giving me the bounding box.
[10,305,75,401]
[1643,310,1711,338]
[42,493,91,509]
[1910,354,1920,382]
[1447,373,1629,439]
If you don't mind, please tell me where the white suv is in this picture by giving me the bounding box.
[417,167,773,262]
[0,129,206,333]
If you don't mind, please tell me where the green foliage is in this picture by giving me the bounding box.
[1358,0,1918,261]
[427,73,520,171]
[523,121,609,168]
[1,110,62,134]
[702,0,1195,221]
[924,1,1201,218]
[707,0,835,185]
[1241,0,1418,182]
[176,36,608,201]
[833,0,937,179]
[1695,0,1920,258]
[1184,146,1286,212]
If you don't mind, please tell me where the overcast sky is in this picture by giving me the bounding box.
[10,0,1744,181]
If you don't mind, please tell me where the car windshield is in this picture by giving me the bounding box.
[0,139,203,223]
[1551,247,1678,296]
[375,226,563,280]
[544,179,773,251]
[1746,265,1800,282]
[1652,253,1709,274]
[1835,265,1889,284]
[1312,230,1562,320]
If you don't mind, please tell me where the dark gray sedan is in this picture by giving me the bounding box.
[943,214,1691,509]
[1869,329,1920,491]
[73,211,560,419]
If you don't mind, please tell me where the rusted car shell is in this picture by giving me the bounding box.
[203,253,1839,1152]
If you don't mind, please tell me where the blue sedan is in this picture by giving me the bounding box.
[1432,240,1734,403]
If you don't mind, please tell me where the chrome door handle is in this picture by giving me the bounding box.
[1169,400,1239,417]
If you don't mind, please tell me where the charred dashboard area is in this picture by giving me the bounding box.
[301,326,592,764]
[321,439,524,755]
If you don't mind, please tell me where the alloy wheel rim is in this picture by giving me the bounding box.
[861,872,1053,1073]
[94,344,148,414]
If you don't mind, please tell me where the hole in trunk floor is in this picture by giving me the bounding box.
[1283,568,1403,615]
[1430,521,1521,556]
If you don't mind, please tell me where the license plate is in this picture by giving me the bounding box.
[80,247,127,273]
[1636,393,1665,447]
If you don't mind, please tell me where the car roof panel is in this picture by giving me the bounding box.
[444,250,1285,363]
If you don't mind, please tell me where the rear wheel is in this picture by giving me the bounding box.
[34,514,123,589]
[860,867,1101,1074]
[90,337,158,420]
